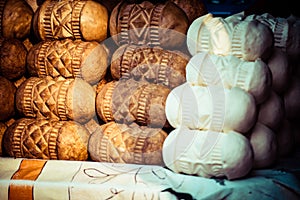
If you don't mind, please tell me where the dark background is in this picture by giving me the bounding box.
[202,0,299,18]
[98,0,299,18]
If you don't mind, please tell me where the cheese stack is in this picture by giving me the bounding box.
[88,0,205,166]
[225,12,300,158]
[0,0,33,156]
[283,15,300,149]
[164,72,256,179]
[163,12,288,180]
[1,0,110,161]
[91,78,170,165]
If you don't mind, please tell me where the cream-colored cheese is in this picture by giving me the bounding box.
[187,14,274,61]
[245,13,289,52]
[187,13,231,56]
[165,83,256,133]
[162,127,253,180]
[230,20,274,61]
[186,52,272,104]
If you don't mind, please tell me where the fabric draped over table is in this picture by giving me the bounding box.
[0,157,300,200]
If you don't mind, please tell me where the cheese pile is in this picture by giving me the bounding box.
[163,13,300,179]
[0,0,299,181]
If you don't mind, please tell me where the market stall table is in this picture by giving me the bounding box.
[1,151,300,199]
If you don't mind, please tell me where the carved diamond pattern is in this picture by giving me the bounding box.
[129,5,151,40]
[32,79,62,119]
[52,1,73,37]
[122,48,162,84]
[111,80,145,124]
[107,128,131,163]
[46,41,74,77]
[22,120,52,159]
[106,123,145,164]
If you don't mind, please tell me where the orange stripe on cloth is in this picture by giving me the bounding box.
[9,159,47,200]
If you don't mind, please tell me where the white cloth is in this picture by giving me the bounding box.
[0,157,300,199]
